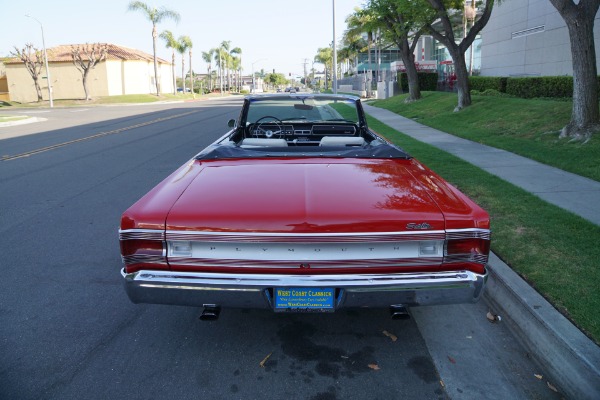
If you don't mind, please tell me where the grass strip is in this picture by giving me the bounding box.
[0,92,217,108]
[0,116,28,123]
[365,113,600,344]
[370,92,600,182]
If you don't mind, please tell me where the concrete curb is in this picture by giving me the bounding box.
[485,253,600,400]
[0,117,46,127]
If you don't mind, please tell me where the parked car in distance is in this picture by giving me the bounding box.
[119,94,491,320]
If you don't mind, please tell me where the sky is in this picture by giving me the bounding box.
[2,0,366,78]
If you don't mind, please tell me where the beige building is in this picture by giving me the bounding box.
[0,59,9,102]
[4,44,174,103]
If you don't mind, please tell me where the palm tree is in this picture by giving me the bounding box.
[337,47,351,76]
[230,55,241,92]
[159,30,178,94]
[177,35,192,93]
[201,50,213,91]
[180,36,193,94]
[345,7,377,96]
[229,46,242,92]
[341,29,366,75]
[219,41,231,91]
[127,1,180,96]
[213,45,227,92]
[314,47,332,89]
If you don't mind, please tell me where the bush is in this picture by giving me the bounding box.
[471,89,513,98]
[397,72,438,92]
[505,76,573,99]
[469,76,507,93]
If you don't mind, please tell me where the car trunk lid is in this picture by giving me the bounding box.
[165,160,446,233]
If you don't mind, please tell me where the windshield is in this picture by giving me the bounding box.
[246,96,360,124]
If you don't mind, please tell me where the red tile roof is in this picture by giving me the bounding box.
[5,43,170,64]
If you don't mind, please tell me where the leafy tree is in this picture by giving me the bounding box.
[367,0,436,102]
[425,0,494,111]
[549,0,600,140]
[11,44,44,101]
[70,43,108,100]
[159,30,178,94]
[264,72,287,88]
[314,47,333,89]
[127,1,180,96]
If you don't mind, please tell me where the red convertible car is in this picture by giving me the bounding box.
[120,94,490,319]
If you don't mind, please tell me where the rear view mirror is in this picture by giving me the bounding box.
[228,119,236,128]
[294,104,313,111]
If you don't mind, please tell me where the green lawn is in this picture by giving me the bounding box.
[370,92,600,182]
[365,113,600,345]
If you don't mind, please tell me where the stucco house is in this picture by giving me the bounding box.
[4,43,174,103]
[0,59,9,102]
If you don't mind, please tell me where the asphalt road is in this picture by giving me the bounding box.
[0,99,560,400]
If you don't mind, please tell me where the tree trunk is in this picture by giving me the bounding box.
[152,25,160,96]
[399,39,421,102]
[367,33,372,97]
[171,52,176,95]
[189,50,193,95]
[83,69,91,100]
[33,77,43,102]
[208,66,212,91]
[551,0,600,140]
[451,49,471,111]
[181,57,186,93]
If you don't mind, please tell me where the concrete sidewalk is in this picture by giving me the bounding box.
[364,103,600,400]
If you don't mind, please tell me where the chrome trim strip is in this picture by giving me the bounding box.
[167,257,442,268]
[165,230,447,242]
[445,228,491,240]
[122,254,167,265]
[119,229,165,241]
[444,254,489,264]
[121,228,490,242]
[123,270,482,289]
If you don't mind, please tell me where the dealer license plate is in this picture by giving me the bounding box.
[274,287,335,311]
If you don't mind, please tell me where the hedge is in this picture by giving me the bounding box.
[398,72,438,92]
[507,77,574,98]
[468,75,600,99]
[469,76,507,93]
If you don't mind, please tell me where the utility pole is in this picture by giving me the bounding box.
[332,0,338,94]
[302,58,309,87]
[26,14,53,107]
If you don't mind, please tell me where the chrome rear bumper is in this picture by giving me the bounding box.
[122,269,487,309]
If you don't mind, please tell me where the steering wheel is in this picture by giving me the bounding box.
[253,116,284,138]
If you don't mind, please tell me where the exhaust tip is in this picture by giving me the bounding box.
[390,305,411,320]
[199,305,221,321]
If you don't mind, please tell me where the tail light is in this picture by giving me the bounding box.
[119,230,167,273]
[443,230,490,274]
